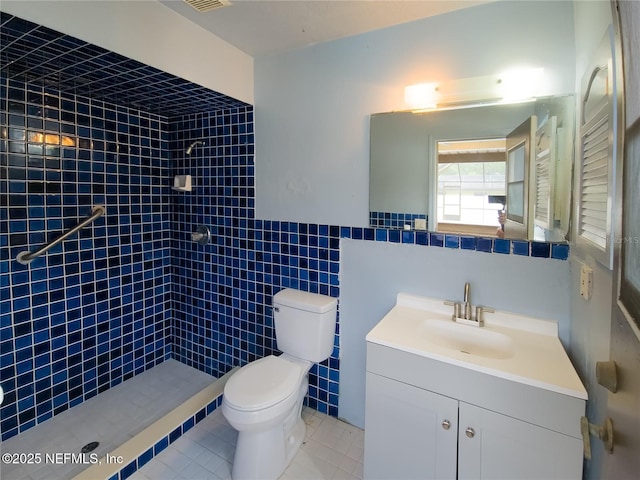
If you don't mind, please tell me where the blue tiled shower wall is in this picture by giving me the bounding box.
[169,110,341,415]
[0,76,344,441]
[0,75,174,440]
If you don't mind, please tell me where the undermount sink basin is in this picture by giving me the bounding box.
[419,319,514,359]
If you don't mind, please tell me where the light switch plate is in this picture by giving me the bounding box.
[580,265,593,300]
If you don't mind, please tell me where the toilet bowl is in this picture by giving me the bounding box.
[221,289,337,480]
[222,355,311,479]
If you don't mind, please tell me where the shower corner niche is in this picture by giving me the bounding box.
[172,175,193,192]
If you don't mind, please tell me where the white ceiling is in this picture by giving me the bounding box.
[158,0,491,57]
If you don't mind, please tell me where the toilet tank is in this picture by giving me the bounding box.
[273,289,337,363]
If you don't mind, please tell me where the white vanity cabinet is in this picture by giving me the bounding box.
[364,372,458,479]
[457,402,583,479]
[363,294,587,480]
[364,342,586,480]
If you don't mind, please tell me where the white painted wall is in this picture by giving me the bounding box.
[339,239,572,429]
[0,0,253,104]
[569,2,616,479]
[254,0,575,226]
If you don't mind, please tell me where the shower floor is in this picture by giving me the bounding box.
[1,360,216,480]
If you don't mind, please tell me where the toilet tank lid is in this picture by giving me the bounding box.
[273,289,337,313]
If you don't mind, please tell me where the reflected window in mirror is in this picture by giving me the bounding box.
[368,95,574,244]
[506,143,526,223]
[436,139,506,237]
[503,116,536,240]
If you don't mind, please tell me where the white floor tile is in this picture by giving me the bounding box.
[138,459,181,480]
[195,449,228,474]
[171,436,210,460]
[138,407,365,480]
[180,460,217,479]
[212,459,233,479]
[344,443,364,463]
[155,448,193,471]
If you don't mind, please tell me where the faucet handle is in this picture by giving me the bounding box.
[475,306,494,325]
[444,300,461,320]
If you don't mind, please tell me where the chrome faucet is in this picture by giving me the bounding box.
[463,282,472,320]
[444,282,493,326]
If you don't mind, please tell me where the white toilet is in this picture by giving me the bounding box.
[222,288,338,480]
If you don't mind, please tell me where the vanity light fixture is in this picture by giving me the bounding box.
[404,82,438,110]
[405,68,544,111]
[498,67,545,102]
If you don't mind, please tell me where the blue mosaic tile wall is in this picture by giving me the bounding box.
[369,211,427,230]
[0,12,247,116]
[169,108,341,415]
[0,75,174,441]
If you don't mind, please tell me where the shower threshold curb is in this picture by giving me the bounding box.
[73,367,237,480]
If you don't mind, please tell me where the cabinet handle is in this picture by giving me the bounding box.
[465,427,475,438]
[442,420,451,430]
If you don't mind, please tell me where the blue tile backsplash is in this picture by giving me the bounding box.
[1,12,570,443]
[369,211,427,230]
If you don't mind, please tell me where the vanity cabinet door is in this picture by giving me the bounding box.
[364,372,458,480]
[457,402,583,480]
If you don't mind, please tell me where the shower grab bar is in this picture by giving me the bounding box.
[16,205,106,265]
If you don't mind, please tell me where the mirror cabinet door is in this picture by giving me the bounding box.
[504,116,536,240]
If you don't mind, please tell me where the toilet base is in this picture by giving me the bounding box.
[231,408,306,480]
[228,374,309,480]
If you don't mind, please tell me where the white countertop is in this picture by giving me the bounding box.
[366,293,587,400]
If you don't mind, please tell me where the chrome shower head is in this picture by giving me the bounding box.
[186,140,205,155]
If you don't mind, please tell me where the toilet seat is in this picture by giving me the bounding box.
[224,355,304,412]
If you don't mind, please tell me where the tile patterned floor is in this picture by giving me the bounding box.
[131,407,365,480]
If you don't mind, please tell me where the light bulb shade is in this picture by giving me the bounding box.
[404,82,438,109]
[498,68,544,102]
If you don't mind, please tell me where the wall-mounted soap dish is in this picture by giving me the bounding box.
[172,175,192,192]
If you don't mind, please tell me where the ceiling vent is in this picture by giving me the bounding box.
[183,0,230,13]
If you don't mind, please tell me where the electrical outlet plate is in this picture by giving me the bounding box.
[580,265,593,300]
